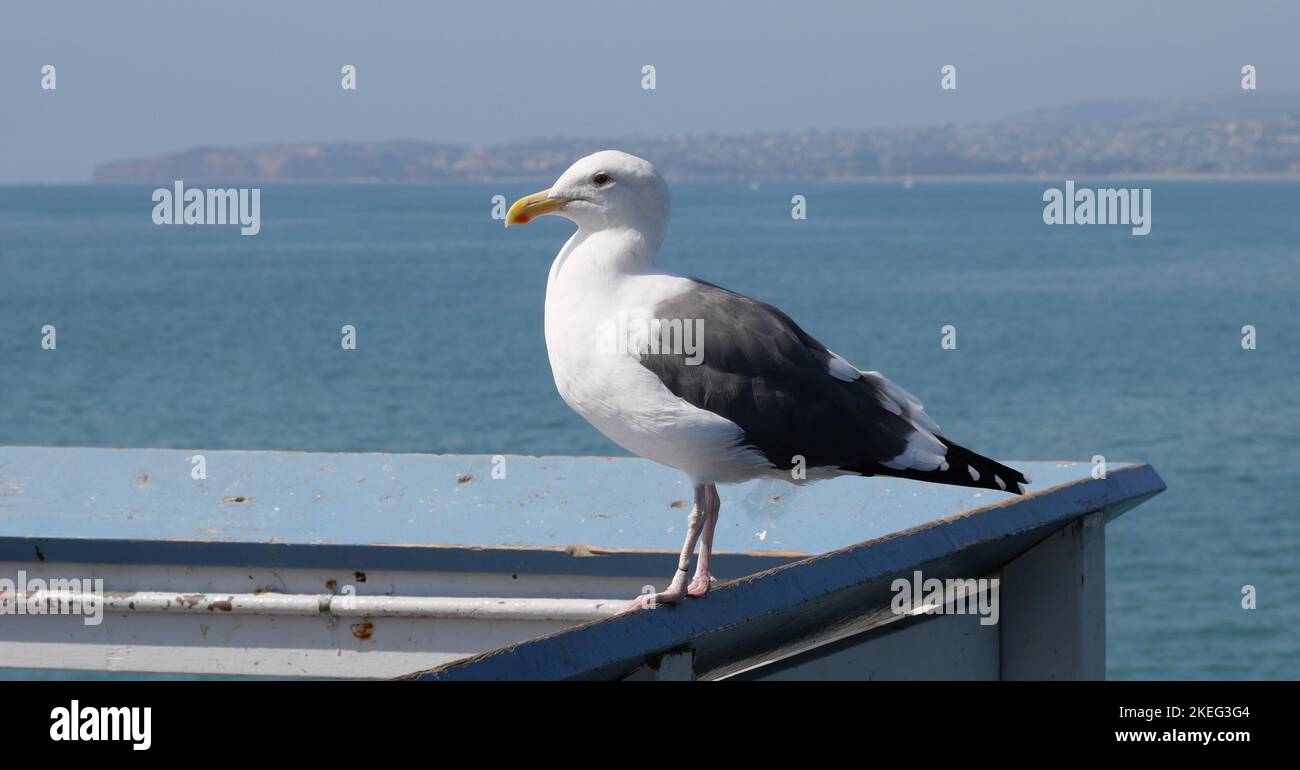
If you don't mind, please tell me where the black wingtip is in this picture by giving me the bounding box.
[941,438,1029,495]
[854,438,1029,495]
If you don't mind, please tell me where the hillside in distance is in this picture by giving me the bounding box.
[93,95,1300,183]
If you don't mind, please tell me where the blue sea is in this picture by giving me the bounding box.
[1,181,1297,679]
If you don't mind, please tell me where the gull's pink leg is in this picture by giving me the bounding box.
[620,484,708,613]
[688,484,720,598]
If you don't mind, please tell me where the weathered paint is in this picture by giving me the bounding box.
[0,447,1163,679]
[0,447,1132,575]
[0,561,660,677]
[4,590,621,620]
[406,464,1164,681]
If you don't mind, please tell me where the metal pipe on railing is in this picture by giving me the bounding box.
[8,590,623,622]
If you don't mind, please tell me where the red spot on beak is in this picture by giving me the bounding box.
[516,214,530,224]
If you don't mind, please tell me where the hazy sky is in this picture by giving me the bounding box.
[3,0,1298,182]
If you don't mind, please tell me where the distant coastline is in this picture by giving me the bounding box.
[56,173,1300,187]
[85,94,1300,184]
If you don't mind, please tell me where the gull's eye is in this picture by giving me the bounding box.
[592,172,611,186]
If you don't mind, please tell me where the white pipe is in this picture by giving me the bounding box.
[11,590,623,621]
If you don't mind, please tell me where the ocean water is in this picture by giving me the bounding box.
[1,181,1297,680]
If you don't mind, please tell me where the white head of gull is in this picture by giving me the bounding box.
[506,150,1029,613]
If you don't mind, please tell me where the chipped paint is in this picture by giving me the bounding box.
[409,466,1165,682]
[0,448,1154,593]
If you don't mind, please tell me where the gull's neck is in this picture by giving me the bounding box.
[548,224,666,297]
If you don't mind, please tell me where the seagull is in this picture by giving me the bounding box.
[505,150,1029,613]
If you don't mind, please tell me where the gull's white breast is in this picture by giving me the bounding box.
[542,233,771,484]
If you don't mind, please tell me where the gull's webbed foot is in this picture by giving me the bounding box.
[617,571,689,613]
[686,572,715,598]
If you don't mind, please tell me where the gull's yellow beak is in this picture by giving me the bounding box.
[505,189,570,227]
